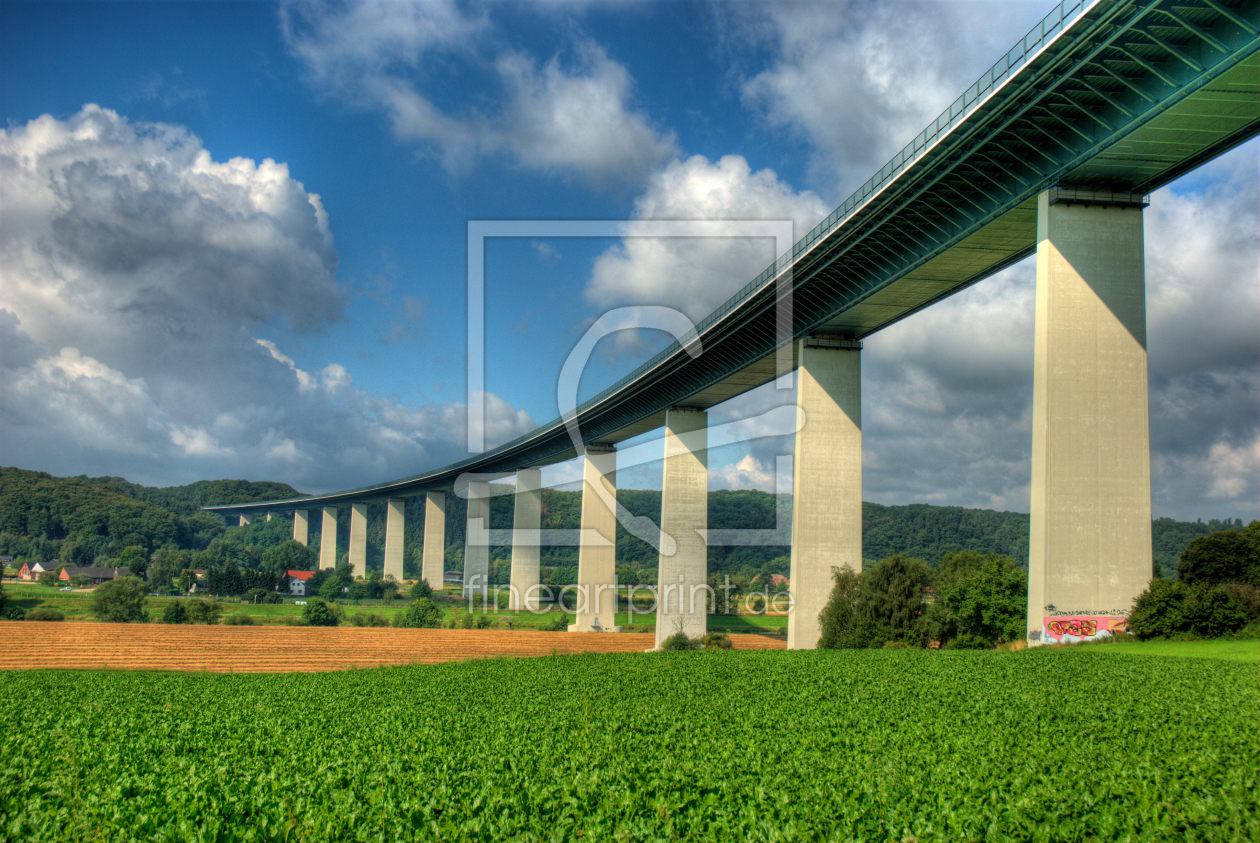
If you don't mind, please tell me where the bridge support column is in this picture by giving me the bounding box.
[655,408,708,649]
[349,503,368,580]
[463,482,490,601]
[384,498,405,584]
[422,491,446,590]
[293,509,309,546]
[510,468,543,611]
[319,506,338,570]
[571,445,619,632]
[1027,190,1151,646]
[239,514,251,527]
[788,337,862,650]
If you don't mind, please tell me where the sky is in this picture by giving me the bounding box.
[1,0,1256,523]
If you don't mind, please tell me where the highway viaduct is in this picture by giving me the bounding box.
[207,0,1259,649]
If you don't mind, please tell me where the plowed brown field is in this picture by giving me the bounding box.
[0,621,784,672]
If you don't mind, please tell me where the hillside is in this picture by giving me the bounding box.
[0,466,1243,581]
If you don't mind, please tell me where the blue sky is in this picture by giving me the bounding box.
[2,0,1256,522]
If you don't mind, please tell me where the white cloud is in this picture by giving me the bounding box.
[281,1,676,187]
[737,0,1050,194]
[0,106,537,492]
[585,154,828,321]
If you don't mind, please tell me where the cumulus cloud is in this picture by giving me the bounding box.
[586,154,828,321]
[737,0,1049,194]
[0,106,536,491]
[281,0,676,187]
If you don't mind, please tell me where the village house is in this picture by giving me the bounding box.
[58,566,129,586]
[286,569,316,597]
[18,560,57,581]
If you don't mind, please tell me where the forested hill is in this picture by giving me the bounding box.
[0,466,1245,579]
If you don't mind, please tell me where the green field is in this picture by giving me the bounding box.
[1088,637,1259,663]
[2,648,1255,842]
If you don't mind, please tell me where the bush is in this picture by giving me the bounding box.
[474,613,492,629]
[401,598,442,629]
[222,613,257,626]
[699,632,732,650]
[1129,579,1248,640]
[90,576,148,623]
[162,602,187,624]
[349,611,390,628]
[943,634,990,650]
[24,607,64,622]
[410,580,433,600]
[5,606,26,620]
[661,631,699,651]
[1218,582,1260,621]
[1178,530,1259,586]
[302,597,342,627]
[881,640,913,650]
[545,612,569,632]
[457,612,475,630]
[185,599,223,625]
[245,588,283,605]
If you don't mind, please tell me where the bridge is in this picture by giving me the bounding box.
[206,0,1259,649]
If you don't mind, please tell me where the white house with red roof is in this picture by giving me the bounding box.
[286,570,317,597]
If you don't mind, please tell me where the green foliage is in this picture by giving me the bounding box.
[116,546,148,578]
[544,612,569,632]
[25,607,64,622]
[261,541,317,577]
[401,598,442,629]
[302,597,342,627]
[1129,578,1249,640]
[4,650,1257,841]
[661,631,699,651]
[0,580,6,613]
[222,613,257,626]
[817,566,859,649]
[935,554,1027,645]
[244,588,283,604]
[698,632,732,650]
[161,602,187,624]
[348,612,390,628]
[89,576,148,623]
[1178,528,1260,586]
[474,613,492,630]
[410,579,433,600]
[4,606,26,620]
[185,599,223,626]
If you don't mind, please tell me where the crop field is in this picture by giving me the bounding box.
[2,648,1255,842]
[0,622,782,672]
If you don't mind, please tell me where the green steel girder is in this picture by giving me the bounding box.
[207,0,1259,515]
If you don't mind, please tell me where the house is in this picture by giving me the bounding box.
[286,569,317,597]
[19,560,56,581]
[59,566,129,586]
[753,573,790,591]
[187,569,210,593]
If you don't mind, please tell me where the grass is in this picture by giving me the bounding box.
[1088,636,1259,663]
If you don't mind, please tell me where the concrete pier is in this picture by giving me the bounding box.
[422,491,446,590]
[655,408,708,649]
[384,498,405,584]
[319,506,338,570]
[239,514,251,527]
[349,503,368,580]
[571,446,618,632]
[1027,190,1152,646]
[788,337,862,650]
[509,468,543,611]
[463,481,491,600]
[293,509,309,546]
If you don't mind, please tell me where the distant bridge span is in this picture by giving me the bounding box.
[208,0,1259,649]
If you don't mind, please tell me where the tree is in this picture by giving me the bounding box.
[937,556,1026,646]
[1129,578,1248,639]
[0,580,7,614]
[162,602,187,624]
[90,576,148,623]
[70,575,89,588]
[185,599,222,625]
[116,546,148,579]
[302,597,342,627]
[261,540,317,578]
[401,598,442,628]
[1178,530,1259,586]
[817,566,860,649]
[850,554,932,647]
[319,577,344,601]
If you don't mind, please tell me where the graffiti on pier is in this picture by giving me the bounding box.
[1041,615,1129,643]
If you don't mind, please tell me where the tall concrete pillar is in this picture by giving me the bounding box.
[266,513,273,522]
[655,408,708,649]
[319,506,338,570]
[421,491,446,590]
[239,514,251,527]
[788,337,862,650]
[349,503,368,580]
[384,498,405,584]
[509,468,543,611]
[571,445,618,632]
[1027,190,1151,646]
[293,509,309,546]
[463,481,491,600]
